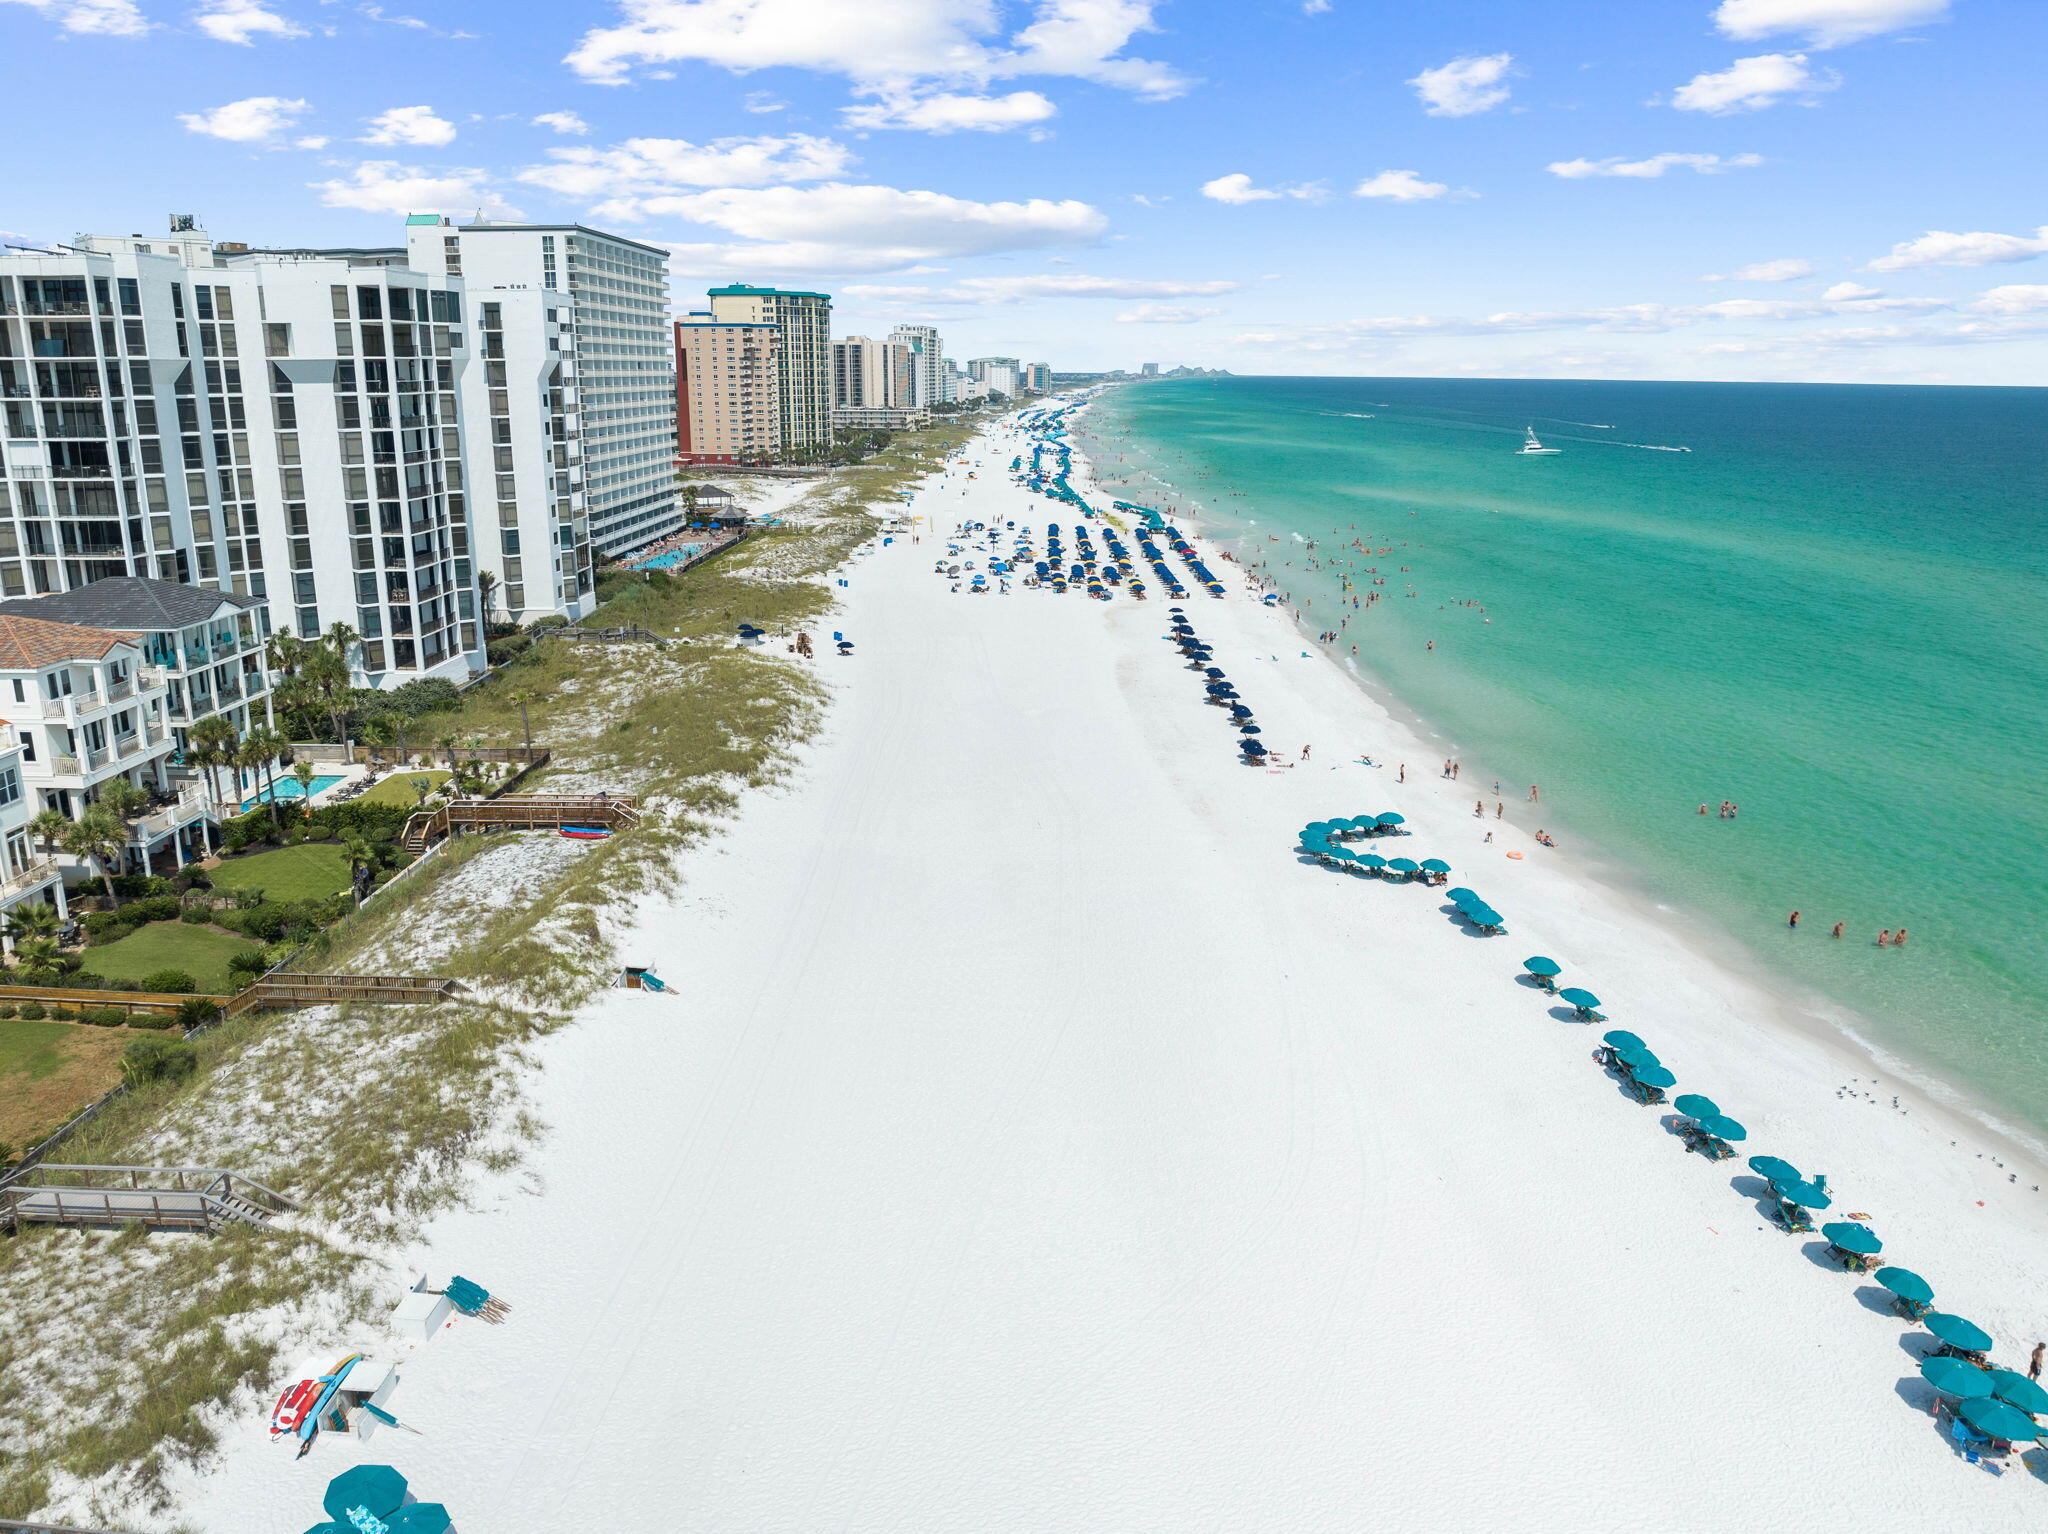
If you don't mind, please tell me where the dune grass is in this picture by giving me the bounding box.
[83,921,259,994]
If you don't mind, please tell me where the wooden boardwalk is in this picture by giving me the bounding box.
[0,984,223,1019]
[223,972,463,1017]
[0,1164,298,1236]
[402,793,640,852]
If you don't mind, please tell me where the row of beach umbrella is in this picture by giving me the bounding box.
[1168,611,1265,760]
[1539,956,2043,1461]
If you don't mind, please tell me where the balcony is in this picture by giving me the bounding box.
[0,855,61,901]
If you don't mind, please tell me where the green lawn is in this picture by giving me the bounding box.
[82,923,258,995]
[359,769,450,807]
[0,1018,127,1149]
[208,842,353,901]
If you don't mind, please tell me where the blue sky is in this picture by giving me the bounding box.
[4,0,2044,383]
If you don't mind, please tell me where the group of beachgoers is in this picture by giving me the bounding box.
[1786,909,1912,947]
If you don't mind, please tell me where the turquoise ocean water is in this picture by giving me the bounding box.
[1086,377,2048,1136]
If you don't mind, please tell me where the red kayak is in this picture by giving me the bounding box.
[558,826,610,840]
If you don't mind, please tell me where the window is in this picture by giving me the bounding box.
[15,731,33,764]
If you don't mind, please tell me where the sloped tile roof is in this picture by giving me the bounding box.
[0,614,139,669]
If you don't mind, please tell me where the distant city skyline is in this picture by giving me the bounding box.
[2,1,2041,384]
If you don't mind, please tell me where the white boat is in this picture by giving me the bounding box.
[1515,427,1561,456]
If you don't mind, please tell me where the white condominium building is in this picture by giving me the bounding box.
[706,285,832,458]
[675,314,781,466]
[967,356,1022,400]
[886,325,945,409]
[406,219,679,562]
[831,336,914,409]
[3,218,481,685]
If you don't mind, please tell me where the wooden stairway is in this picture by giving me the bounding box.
[402,793,641,853]
[223,973,464,1017]
[0,1165,299,1236]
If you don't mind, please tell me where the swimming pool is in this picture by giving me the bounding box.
[240,774,344,811]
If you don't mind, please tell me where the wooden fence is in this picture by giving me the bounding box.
[0,984,224,1019]
[0,1517,136,1533]
[223,973,462,1017]
[401,793,640,852]
[291,742,549,768]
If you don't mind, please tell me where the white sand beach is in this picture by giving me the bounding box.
[171,408,2048,1531]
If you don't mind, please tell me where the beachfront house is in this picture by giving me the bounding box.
[0,613,214,875]
[0,736,66,935]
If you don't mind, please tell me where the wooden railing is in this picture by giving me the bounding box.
[0,984,224,1019]
[223,973,463,1018]
[0,1164,298,1236]
[402,793,640,852]
[0,1518,138,1533]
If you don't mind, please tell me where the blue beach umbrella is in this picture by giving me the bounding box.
[1446,887,1479,906]
[1357,853,1388,870]
[1876,1267,1934,1306]
[1558,988,1602,1009]
[1693,1114,1747,1143]
[1748,1155,1801,1185]
[1673,1093,1721,1120]
[1920,1357,1995,1400]
[1820,1221,1882,1256]
[1375,811,1406,826]
[302,1525,349,1534]
[1989,1370,2048,1416]
[1602,1030,1645,1050]
[325,1466,408,1522]
[1524,956,1562,977]
[1387,857,1420,874]
[386,1506,454,1534]
[1957,1396,2044,1442]
[1923,1312,1995,1353]
[1615,1045,1660,1071]
[1631,1065,1677,1090]
[1419,859,1452,874]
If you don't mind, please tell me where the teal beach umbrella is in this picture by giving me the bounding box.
[1924,1312,1995,1353]
[1693,1114,1747,1142]
[387,1506,454,1534]
[1748,1155,1801,1184]
[1770,1177,1831,1210]
[1614,1045,1660,1070]
[325,1466,408,1522]
[1558,988,1602,1008]
[1957,1396,2043,1442]
[1820,1221,1882,1256]
[1875,1267,1934,1306]
[1602,1030,1644,1050]
[1989,1370,2048,1416]
[1420,858,1451,873]
[1358,853,1388,869]
[1631,1065,1677,1089]
[1673,1094,1721,1119]
[1387,857,1420,874]
[1375,811,1405,826]
[1920,1357,1994,1399]
[1523,956,1561,976]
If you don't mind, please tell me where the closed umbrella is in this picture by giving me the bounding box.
[1524,956,1562,977]
[1558,988,1602,1009]
[1820,1221,1882,1256]
[1923,1312,1995,1354]
[1673,1093,1721,1120]
[1989,1370,2048,1416]
[1920,1357,1995,1400]
[1956,1396,2043,1443]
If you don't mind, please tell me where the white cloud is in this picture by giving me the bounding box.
[177,95,310,142]
[654,183,1109,275]
[1865,226,2048,271]
[1302,0,1330,11]
[846,275,1237,304]
[1549,151,1764,178]
[843,90,1057,133]
[566,0,1189,100]
[193,0,306,44]
[1,0,147,33]
[1670,53,1836,113]
[1702,257,1815,281]
[1713,0,1950,48]
[743,91,787,113]
[294,134,329,149]
[1407,53,1514,116]
[360,105,458,147]
[1820,281,1882,300]
[1971,284,2048,315]
[313,161,521,218]
[532,111,591,135]
[1353,169,1454,202]
[1199,172,1322,205]
[518,134,855,219]
[1116,303,1221,323]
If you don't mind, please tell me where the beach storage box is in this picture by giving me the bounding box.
[393,1288,454,1340]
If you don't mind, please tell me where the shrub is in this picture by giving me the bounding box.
[180,908,213,924]
[389,676,460,715]
[110,873,174,899]
[83,911,134,942]
[227,950,271,980]
[17,966,61,987]
[47,1007,75,1021]
[0,1004,15,1019]
[138,968,197,994]
[311,801,410,840]
[69,971,104,989]
[175,997,222,1029]
[80,1008,128,1028]
[133,895,182,923]
[17,1002,44,1020]
[127,1012,178,1031]
[122,1034,198,1085]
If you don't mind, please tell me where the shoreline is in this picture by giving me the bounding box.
[1071,395,2048,1190]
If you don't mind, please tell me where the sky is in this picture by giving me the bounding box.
[3,0,2045,384]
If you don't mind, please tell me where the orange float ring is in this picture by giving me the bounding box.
[1506,851,1525,860]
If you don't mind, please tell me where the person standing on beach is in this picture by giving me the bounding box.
[2030,1341,2044,1380]
[1788,910,1801,929]
[1398,764,1406,783]
[1496,802,1504,819]
[1302,744,1312,761]
[1475,800,1485,818]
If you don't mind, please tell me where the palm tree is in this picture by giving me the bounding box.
[265,630,306,681]
[187,715,238,809]
[3,900,61,957]
[12,935,62,981]
[304,642,353,744]
[97,778,147,823]
[438,734,458,772]
[291,759,317,816]
[361,716,395,769]
[238,727,287,831]
[477,569,499,621]
[343,835,378,903]
[61,806,128,905]
[27,807,71,858]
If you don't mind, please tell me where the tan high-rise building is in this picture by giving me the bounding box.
[674,314,782,466]
[705,285,832,457]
